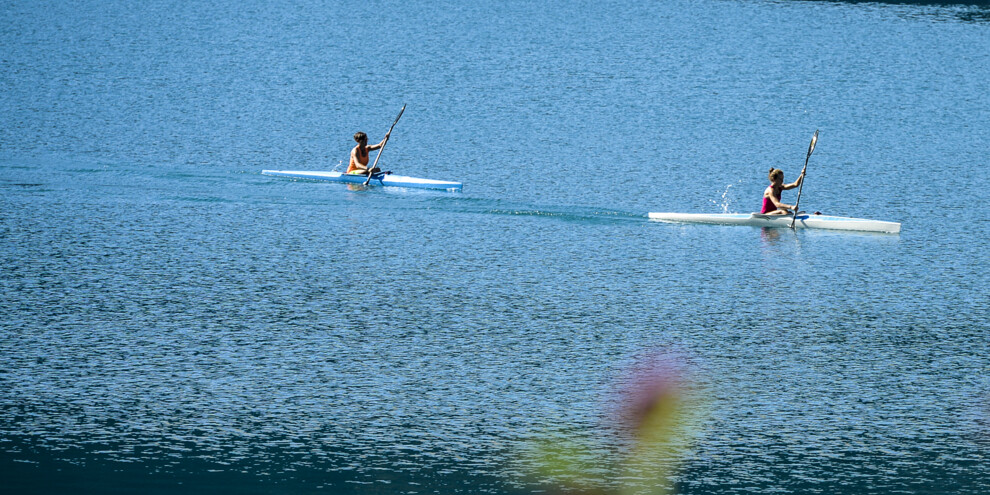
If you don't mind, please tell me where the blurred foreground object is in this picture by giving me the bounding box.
[525,349,705,495]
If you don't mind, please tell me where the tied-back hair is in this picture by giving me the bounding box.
[768,168,783,182]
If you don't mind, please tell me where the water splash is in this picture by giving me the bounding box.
[709,182,742,213]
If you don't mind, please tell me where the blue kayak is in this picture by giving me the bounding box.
[262,170,462,191]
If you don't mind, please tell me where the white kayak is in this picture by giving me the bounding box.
[262,170,462,191]
[648,212,901,234]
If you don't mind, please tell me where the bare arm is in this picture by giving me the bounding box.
[782,171,805,190]
[367,133,390,151]
[765,187,794,211]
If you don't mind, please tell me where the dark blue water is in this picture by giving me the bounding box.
[2,0,989,493]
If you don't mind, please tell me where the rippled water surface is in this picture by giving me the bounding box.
[2,0,989,493]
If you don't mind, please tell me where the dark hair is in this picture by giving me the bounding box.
[354,132,367,142]
[768,168,783,181]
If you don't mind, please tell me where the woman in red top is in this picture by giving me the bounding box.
[761,168,804,214]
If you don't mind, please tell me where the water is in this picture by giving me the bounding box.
[2,0,989,493]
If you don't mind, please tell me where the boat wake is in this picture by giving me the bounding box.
[434,197,645,225]
[483,206,644,224]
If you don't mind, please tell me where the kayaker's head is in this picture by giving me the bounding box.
[768,168,784,184]
[353,132,368,145]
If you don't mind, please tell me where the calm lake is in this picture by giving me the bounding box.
[2,0,989,493]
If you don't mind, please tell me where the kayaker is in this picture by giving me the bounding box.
[346,131,389,175]
[761,168,804,214]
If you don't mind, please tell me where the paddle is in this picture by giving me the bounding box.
[790,129,819,229]
[364,104,406,185]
